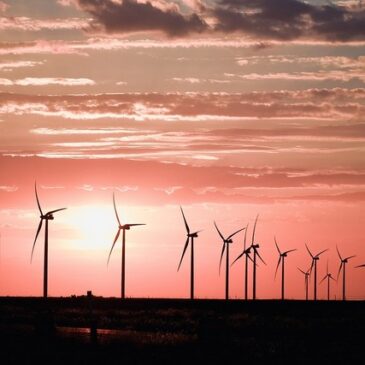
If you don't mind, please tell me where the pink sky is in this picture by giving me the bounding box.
[0,0,365,300]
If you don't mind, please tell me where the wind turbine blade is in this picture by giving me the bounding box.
[34,182,43,216]
[47,207,67,215]
[219,243,226,274]
[255,248,266,265]
[243,223,248,250]
[274,236,281,255]
[113,193,122,226]
[337,262,343,280]
[316,249,328,257]
[297,267,306,275]
[177,237,190,271]
[326,260,329,275]
[128,223,146,227]
[227,226,245,240]
[31,219,43,262]
[355,264,365,268]
[330,276,336,282]
[107,228,121,265]
[345,255,356,261]
[246,252,254,264]
[180,206,190,234]
[214,221,225,241]
[274,256,281,278]
[336,245,342,261]
[284,249,297,255]
[305,243,314,259]
[231,251,244,267]
[251,214,259,245]
[309,259,315,275]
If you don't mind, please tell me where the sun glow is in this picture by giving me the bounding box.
[68,205,117,250]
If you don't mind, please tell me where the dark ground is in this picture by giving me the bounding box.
[0,297,363,364]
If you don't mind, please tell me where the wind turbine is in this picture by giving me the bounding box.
[306,244,328,300]
[320,261,336,300]
[214,221,245,300]
[250,215,266,300]
[336,245,355,301]
[177,206,201,300]
[108,193,145,299]
[231,224,253,300]
[274,237,296,300]
[31,182,66,298]
[297,267,310,301]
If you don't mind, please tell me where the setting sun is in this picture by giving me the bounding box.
[68,205,116,251]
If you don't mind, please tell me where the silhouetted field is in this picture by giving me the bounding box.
[0,297,363,364]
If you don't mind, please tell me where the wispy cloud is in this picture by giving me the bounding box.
[0,185,18,192]
[100,185,139,193]
[30,127,150,135]
[235,55,365,69]
[224,70,365,82]
[1,90,363,121]
[172,77,230,84]
[0,60,44,71]
[154,186,183,195]
[0,17,90,31]
[0,77,95,86]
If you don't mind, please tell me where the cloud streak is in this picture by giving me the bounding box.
[0,77,95,86]
[0,90,363,121]
[0,60,44,71]
[0,17,90,31]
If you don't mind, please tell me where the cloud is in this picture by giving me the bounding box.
[30,127,148,135]
[77,184,94,191]
[0,185,18,192]
[0,60,44,71]
[0,17,90,31]
[235,55,365,69]
[0,90,364,121]
[213,0,365,42]
[1,155,365,206]
[172,77,230,84]
[154,186,183,195]
[224,69,365,82]
[57,0,76,6]
[40,185,65,189]
[77,0,207,37]
[75,0,365,42]
[0,77,95,86]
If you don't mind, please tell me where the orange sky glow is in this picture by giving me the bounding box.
[0,0,365,300]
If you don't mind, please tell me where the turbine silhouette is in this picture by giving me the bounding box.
[297,267,310,301]
[214,221,245,300]
[356,263,365,268]
[31,182,66,298]
[250,215,266,300]
[306,244,328,301]
[320,261,336,300]
[274,237,296,300]
[177,206,201,300]
[108,193,145,299]
[336,245,355,301]
[231,223,253,300]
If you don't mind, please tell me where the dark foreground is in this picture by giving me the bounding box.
[0,297,363,364]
